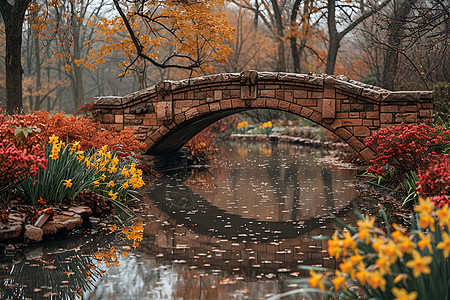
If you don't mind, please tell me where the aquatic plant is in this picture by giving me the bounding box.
[270,198,450,300]
[17,135,144,205]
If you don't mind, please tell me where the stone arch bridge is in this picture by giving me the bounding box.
[93,71,433,161]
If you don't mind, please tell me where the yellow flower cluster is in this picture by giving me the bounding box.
[259,121,272,129]
[310,197,450,299]
[49,134,68,160]
[47,136,145,201]
[236,121,248,130]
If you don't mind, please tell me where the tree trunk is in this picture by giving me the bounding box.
[290,0,303,73]
[325,0,340,75]
[0,0,30,115]
[270,0,286,72]
[381,0,415,90]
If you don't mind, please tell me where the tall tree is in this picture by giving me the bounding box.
[0,0,31,114]
[325,0,391,75]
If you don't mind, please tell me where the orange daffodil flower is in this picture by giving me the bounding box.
[357,215,375,244]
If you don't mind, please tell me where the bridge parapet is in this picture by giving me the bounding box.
[93,71,433,161]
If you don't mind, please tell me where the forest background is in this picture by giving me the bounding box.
[0,0,448,115]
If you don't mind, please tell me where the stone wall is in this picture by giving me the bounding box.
[93,71,434,162]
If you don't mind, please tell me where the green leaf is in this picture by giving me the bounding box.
[297,265,328,272]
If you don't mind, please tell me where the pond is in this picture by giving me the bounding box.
[1,140,365,299]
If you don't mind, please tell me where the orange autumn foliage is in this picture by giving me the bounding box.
[34,111,145,153]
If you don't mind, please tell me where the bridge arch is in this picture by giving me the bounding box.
[93,71,433,162]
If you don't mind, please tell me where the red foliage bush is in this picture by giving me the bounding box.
[186,127,217,163]
[0,111,46,193]
[34,111,146,153]
[430,195,450,208]
[417,154,450,198]
[364,123,450,176]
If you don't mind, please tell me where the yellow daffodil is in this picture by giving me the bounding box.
[349,249,363,266]
[109,166,117,173]
[342,230,356,256]
[339,259,353,275]
[332,271,347,291]
[106,181,114,188]
[49,134,59,144]
[63,179,72,188]
[108,190,118,200]
[375,254,391,275]
[123,181,129,189]
[436,205,450,228]
[406,249,432,277]
[398,238,415,254]
[308,270,324,290]
[355,263,369,285]
[100,174,106,181]
[112,157,119,164]
[101,145,108,152]
[357,215,375,244]
[419,212,436,231]
[417,232,433,254]
[328,231,342,258]
[93,181,100,187]
[367,270,386,291]
[437,231,450,258]
[415,197,434,214]
[391,287,417,300]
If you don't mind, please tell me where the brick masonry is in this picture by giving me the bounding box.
[93,71,434,162]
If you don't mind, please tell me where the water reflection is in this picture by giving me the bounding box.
[1,141,363,300]
[183,141,358,222]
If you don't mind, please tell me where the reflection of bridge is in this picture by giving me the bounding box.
[142,173,363,278]
[93,71,433,161]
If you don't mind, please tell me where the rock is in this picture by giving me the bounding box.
[4,244,15,256]
[8,213,26,224]
[89,217,100,226]
[24,225,43,243]
[0,222,23,241]
[69,206,92,216]
[53,215,83,231]
[41,221,65,236]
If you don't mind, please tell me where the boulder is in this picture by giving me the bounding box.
[24,225,43,243]
[53,215,83,231]
[0,222,23,241]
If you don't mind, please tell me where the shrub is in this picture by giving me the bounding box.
[0,111,46,194]
[364,123,450,176]
[186,127,217,164]
[34,111,145,153]
[271,198,450,300]
[417,154,450,199]
[17,135,144,205]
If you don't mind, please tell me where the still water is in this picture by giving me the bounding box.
[1,141,364,299]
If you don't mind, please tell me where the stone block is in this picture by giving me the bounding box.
[309,91,324,98]
[353,126,371,137]
[279,100,290,110]
[360,147,377,162]
[114,114,123,123]
[380,113,393,123]
[395,113,417,123]
[294,90,308,98]
[322,99,335,119]
[289,104,302,114]
[297,98,317,107]
[102,114,115,124]
[284,91,293,101]
[185,108,199,119]
[300,107,314,118]
[342,119,362,126]
[214,90,222,100]
[347,136,365,151]
[335,128,353,140]
[309,111,322,123]
[261,90,275,98]
[209,102,221,112]
[380,106,399,113]
[156,102,173,120]
[197,105,210,115]
[220,100,233,109]
[195,91,207,100]
[367,111,379,119]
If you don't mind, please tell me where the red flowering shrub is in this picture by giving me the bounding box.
[430,195,450,208]
[417,154,450,198]
[34,111,145,153]
[186,127,217,163]
[364,123,450,176]
[0,111,47,194]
